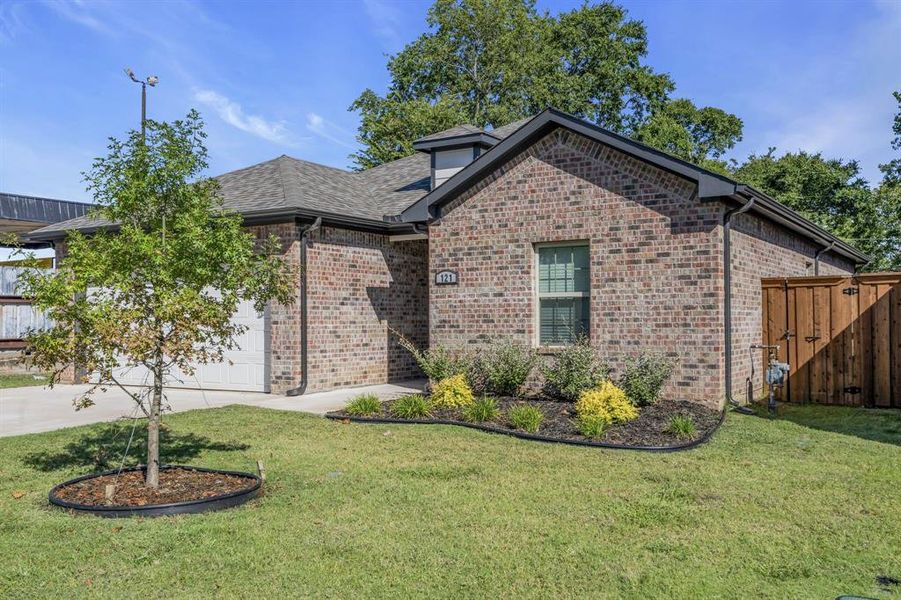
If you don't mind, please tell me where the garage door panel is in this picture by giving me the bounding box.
[99,300,268,393]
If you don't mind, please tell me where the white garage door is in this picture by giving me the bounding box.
[109,300,268,392]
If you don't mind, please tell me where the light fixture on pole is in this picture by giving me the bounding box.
[124,67,159,136]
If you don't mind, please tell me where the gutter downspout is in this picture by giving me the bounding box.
[286,217,322,397]
[723,196,756,413]
[814,241,835,276]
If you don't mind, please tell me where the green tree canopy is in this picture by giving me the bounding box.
[17,111,294,487]
[733,90,901,272]
[350,0,741,169]
[878,90,901,186]
[634,98,743,174]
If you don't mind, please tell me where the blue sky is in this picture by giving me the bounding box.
[0,0,898,203]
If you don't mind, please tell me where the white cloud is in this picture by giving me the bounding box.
[363,0,405,51]
[744,0,901,183]
[42,0,112,35]
[0,1,30,43]
[194,89,296,145]
[305,113,357,149]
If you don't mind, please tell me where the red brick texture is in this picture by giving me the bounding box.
[247,222,302,393]
[728,213,853,400]
[53,222,429,394]
[429,128,727,405]
[304,226,428,392]
[427,126,855,407]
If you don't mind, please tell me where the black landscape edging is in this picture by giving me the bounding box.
[48,464,262,518]
[326,408,727,453]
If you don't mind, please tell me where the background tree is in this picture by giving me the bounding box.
[350,0,742,169]
[878,91,901,187]
[18,111,294,488]
[733,91,901,271]
[633,98,743,173]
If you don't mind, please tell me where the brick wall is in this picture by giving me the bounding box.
[728,212,854,400]
[305,226,428,392]
[53,222,428,394]
[429,127,727,405]
[427,126,860,407]
[247,222,302,394]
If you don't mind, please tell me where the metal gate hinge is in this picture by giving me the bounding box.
[843,386,862,394]
[843,287,859,296]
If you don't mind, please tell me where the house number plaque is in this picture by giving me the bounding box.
[435,270,458,285]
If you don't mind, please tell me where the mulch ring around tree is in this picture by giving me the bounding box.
[52,466,259,508]
[328,397,723,450]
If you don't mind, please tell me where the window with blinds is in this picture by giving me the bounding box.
[536,244,589,346]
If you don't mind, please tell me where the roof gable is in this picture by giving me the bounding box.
[399,108,867,264]
[401,108,737,222]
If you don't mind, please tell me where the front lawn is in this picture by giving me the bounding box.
[0,372,49,388]
[1,404,899,598]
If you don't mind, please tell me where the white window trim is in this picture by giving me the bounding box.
[533,241,590,349]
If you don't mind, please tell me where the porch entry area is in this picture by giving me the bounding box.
[761,273,901,407]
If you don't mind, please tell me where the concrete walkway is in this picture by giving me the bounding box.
[0,379,426,438]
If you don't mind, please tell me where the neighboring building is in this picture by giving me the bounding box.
[27,109,867,406]
[0,192,92,236]
[0,193,92,350]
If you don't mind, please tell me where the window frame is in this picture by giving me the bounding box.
[533,240,591,348]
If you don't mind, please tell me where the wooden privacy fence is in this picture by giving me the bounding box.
[761,273,901,408]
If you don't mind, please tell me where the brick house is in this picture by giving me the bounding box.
[29,109,867,406]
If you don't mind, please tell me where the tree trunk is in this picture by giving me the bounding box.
[145,360,163,488]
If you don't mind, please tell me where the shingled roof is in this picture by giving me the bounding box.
[27,115,538,240]
[28,151,435,239]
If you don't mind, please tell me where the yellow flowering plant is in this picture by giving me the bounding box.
[575,381,638,424]
[430,374,475,408]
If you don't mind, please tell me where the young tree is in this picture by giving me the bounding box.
[18,111,294,488]
[349,0,742,169]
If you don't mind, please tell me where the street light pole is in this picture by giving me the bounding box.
[124,68,158,138]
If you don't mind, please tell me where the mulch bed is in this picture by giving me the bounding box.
[330,397,722,449]
[53,466,258,508]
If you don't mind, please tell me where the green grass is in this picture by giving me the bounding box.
[0,403,899,598]
[667,414,697,440]
[576,414,611,438]
[508,404,543,433]
[390,393,431,418]
[0,372,49,388]
[345,393,381,416]
[461,396,500,423]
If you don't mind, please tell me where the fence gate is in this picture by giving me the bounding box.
[761,274,901,407]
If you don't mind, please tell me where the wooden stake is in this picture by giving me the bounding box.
[104,484,116,504]
[256,460,266,481]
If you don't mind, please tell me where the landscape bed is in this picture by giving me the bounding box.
[49,464,262,518]
[327,396,724,450]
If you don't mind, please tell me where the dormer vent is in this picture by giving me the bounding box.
[412,125,499,190]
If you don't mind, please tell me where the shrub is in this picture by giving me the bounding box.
[477,341,537,396]
[667,414,697,440]
[430,374,475,408]
[390,394,432,419]
[618,353,675,406]
[541,338,610,401]
[509,405,543,433]
[576,414,611,439]
[575,381,639,424]
[393,330,470,382]
[461,396,500,423]
[345,393,381,416]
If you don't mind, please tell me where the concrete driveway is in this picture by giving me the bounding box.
[0,379,425,438]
